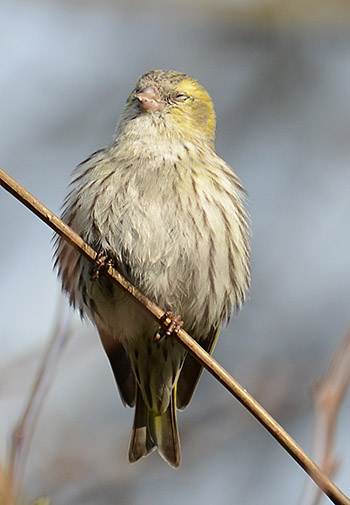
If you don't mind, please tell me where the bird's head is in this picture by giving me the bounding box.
[121,70,216,147]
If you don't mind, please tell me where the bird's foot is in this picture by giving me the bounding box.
[90,253,114,281]
[153,312,184,342]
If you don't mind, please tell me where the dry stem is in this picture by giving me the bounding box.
[6,297,72,503]
[0,167,349,505]
[299,332,350,505]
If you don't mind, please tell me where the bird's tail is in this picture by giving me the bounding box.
[128,386,180,468]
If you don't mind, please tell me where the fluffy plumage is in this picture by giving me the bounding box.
[55,70,250,468]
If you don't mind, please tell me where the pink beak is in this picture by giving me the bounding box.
[135,86,165,112]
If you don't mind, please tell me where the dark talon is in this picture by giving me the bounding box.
[153,312,184,342]
[90,253,114,281]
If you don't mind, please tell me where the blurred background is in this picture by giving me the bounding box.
[0,1,349,504]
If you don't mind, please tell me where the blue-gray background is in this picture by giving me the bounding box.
[0,2,349,504]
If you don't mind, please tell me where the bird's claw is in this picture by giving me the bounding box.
[153,312,184,342]
[90,253,114,281]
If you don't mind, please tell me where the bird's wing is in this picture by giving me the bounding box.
[98,327,136,407]
[176,326,220,410]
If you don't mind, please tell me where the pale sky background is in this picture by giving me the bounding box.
[0,1,349,504]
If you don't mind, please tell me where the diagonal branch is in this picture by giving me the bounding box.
[0,167,349,505]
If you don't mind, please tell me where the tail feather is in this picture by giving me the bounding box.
[128,388,155,462]
[128,386,181,468]
[151,386,180,468]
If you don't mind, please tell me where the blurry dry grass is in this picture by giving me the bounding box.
[0,299,72,505]
[0,465,14,505]
[211,0,350,28]
[35,0,350,28]
[299,332,350,505]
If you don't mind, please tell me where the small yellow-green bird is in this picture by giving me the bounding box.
[55,70,250,468]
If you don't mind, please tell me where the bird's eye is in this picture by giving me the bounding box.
[175,93,188,102]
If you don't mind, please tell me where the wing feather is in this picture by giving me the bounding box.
[176,326,220,410]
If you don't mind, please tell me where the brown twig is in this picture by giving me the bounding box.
[0,167,349,505]
[299,331,350,505]
[6,296,72,503]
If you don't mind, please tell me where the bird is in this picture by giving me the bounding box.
[54,69,250,468]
